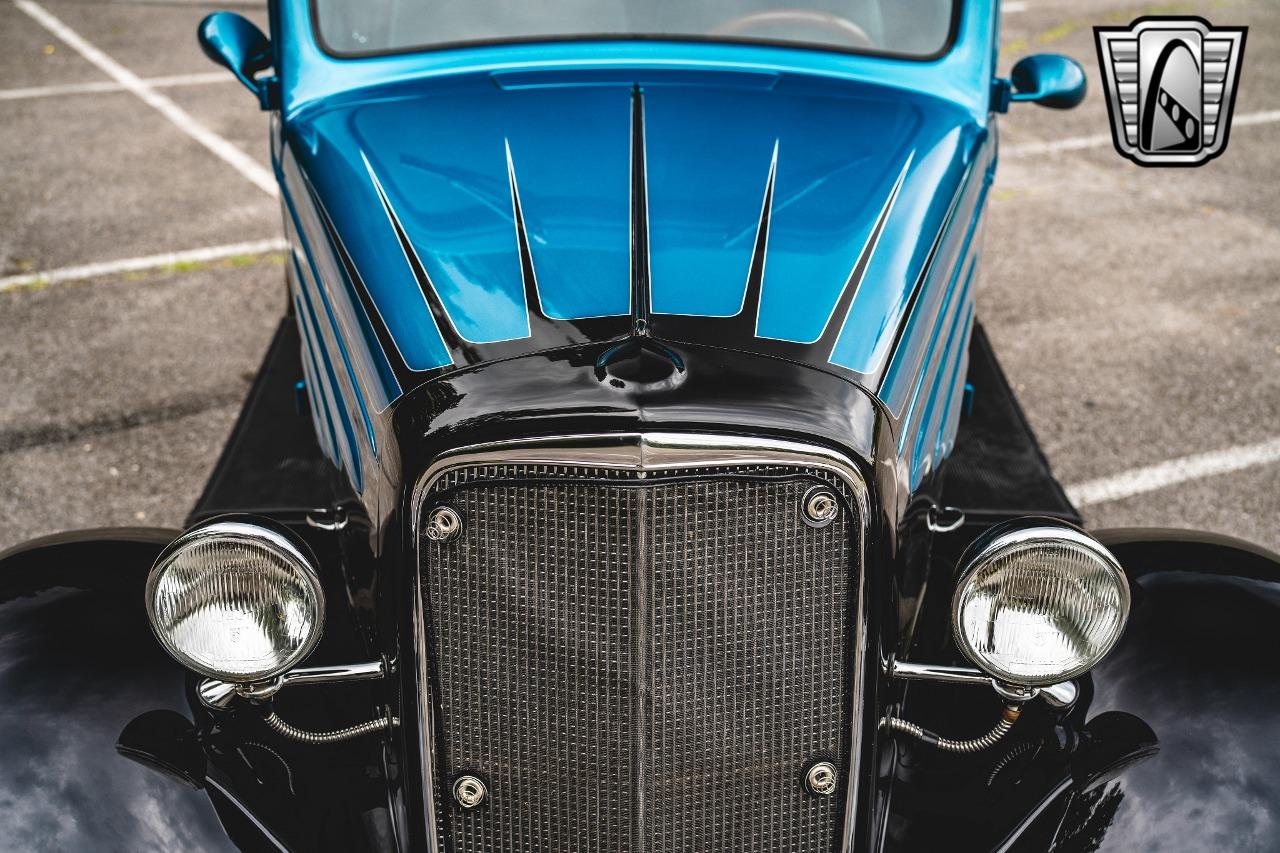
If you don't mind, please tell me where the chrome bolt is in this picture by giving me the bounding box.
[426,506,461,543]
[802,487,839,527]
[805,761,838,797]
[454,775,487,809]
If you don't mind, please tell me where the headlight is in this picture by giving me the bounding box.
[952,521,1129,687]
[146,518,324,682]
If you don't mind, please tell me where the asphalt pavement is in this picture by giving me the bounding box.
[1,0,1277,551]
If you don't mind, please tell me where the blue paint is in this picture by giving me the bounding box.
[284,218,377,456]
[923,298,976,485]
[293,380,308,417]
[297,281,364,493]
[353,95,529,343]
[294,294,339,468]
[642,76,954,334]
[1010,54,1088,109]
[504,90,632,320]
[279,150,409,401]
[895,248,973,457]
[644,86,778,316]
[286,132,454,369]
[908,257,978,487]
[829,123,979,375]
[297,80,635,344]
[277,2,995,127]
[289,65,982,375]
[268,0,1001,477]
[755,101,917,343]
[877,144,992,418]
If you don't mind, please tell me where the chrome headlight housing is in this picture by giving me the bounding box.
[952,520,1130,687]
[145,517,325,682]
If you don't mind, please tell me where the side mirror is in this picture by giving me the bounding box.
[198,12,275,109]
[1010,54,1087,109]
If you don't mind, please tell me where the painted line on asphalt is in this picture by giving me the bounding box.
[1004,109,1280,157]
[0,72,230,101]
[1066,437,1280,508]
[13,0,278,197]
[0,239,288,292]
[1003,2,1027,13]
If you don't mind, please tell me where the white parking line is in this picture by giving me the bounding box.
[1066,437,1280,508]
[1004,109,1280,157]
[13,0,277,197]
[0,239,288,292]
[1003,2,1028,13]
[0,72,230,101]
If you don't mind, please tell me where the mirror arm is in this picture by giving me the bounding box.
[254,74,280,111]
[991,77,1013,114]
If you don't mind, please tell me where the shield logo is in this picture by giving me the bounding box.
[1094,17,1247,166]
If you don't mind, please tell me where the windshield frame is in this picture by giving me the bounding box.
[307,0,963,63]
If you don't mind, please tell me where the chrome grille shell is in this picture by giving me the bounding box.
[412,434,869,853]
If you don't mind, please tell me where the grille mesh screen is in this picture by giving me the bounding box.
[422,465,857,852]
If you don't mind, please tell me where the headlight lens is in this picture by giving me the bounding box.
[952,522,1129,687]
[146,518,324,682]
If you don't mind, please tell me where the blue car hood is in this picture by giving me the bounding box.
[285,69,985,402]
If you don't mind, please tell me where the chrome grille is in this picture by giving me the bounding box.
[420,459,859,853]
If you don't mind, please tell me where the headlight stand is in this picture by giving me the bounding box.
[880,655,1079,752]
[198,657,399,744]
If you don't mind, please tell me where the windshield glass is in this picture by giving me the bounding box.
[314,0,957,60]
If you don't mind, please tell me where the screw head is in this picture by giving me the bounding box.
[426,506,461,543]
[802,487,839,527]
[805,761,838,796]
[454,775,487,809]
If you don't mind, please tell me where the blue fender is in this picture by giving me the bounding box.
[0,529,242,851]
[1047,529,1280,852]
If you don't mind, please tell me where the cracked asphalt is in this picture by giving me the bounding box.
[1,0,1277,552]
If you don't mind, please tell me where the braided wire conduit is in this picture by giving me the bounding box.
[263,709,399,744]
[880,703,1022,753]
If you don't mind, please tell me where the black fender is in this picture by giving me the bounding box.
[1043,529,1280,852]
[0,528,250,851]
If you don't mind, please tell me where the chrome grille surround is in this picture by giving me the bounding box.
[411,433,870,853]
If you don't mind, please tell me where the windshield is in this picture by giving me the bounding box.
[313,0,957,60]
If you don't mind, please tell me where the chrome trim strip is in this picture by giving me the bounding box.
[198,660,388,709]
[887,658,1078,709]
[414,559,439,847]
[410,432,871,852]
[889,659,991,686]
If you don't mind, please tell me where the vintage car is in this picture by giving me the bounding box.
[4,1,1278,851]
